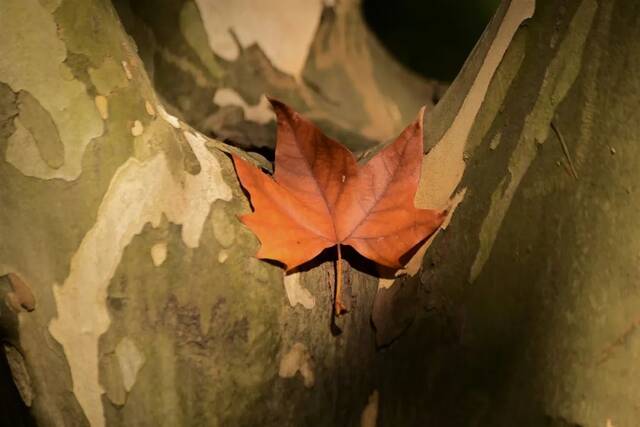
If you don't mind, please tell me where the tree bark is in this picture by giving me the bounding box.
[1,0,639,426]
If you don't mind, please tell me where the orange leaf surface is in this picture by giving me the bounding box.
[232,99,445,272]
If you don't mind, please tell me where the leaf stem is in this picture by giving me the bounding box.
[335,244,346,315]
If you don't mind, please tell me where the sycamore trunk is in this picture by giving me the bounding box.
[1,0,639,426]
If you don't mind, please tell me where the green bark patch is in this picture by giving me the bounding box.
[89,57,130,96]
[54,0,124,68]
[16,91,64,169]
[101,201,282,426]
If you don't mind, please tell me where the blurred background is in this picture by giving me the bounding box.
[364,0,500,81]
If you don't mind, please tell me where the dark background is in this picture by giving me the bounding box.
[364,0,500,81]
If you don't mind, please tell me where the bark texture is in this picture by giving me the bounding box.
[1,0,639,426]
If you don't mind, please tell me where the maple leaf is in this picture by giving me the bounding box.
[232,99,445,314]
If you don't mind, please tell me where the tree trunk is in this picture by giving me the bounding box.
[1,0,639,426]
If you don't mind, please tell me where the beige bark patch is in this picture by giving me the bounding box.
[213,89,273,124]
[217,250,229,263]
[1,0,103,180]
[130,120,144,136]
[102,355,126,406]
[283,272,315,310]
[94,95,109,120]
[115,337,145,392]
[180,131,234,246]
[121,60,133,80]
[489,131,502,150]
[360,390,379,427]
[150,242,167,267]
[378,278,396,290]
[415,0,535,210]
[378,274,402,289]
[157,104,181,128]
[194,0,323,76]
[144,100,156,117]
[48,131,232,427]
[279,342,315,388]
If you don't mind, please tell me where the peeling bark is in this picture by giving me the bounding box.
[1,0,640,426]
